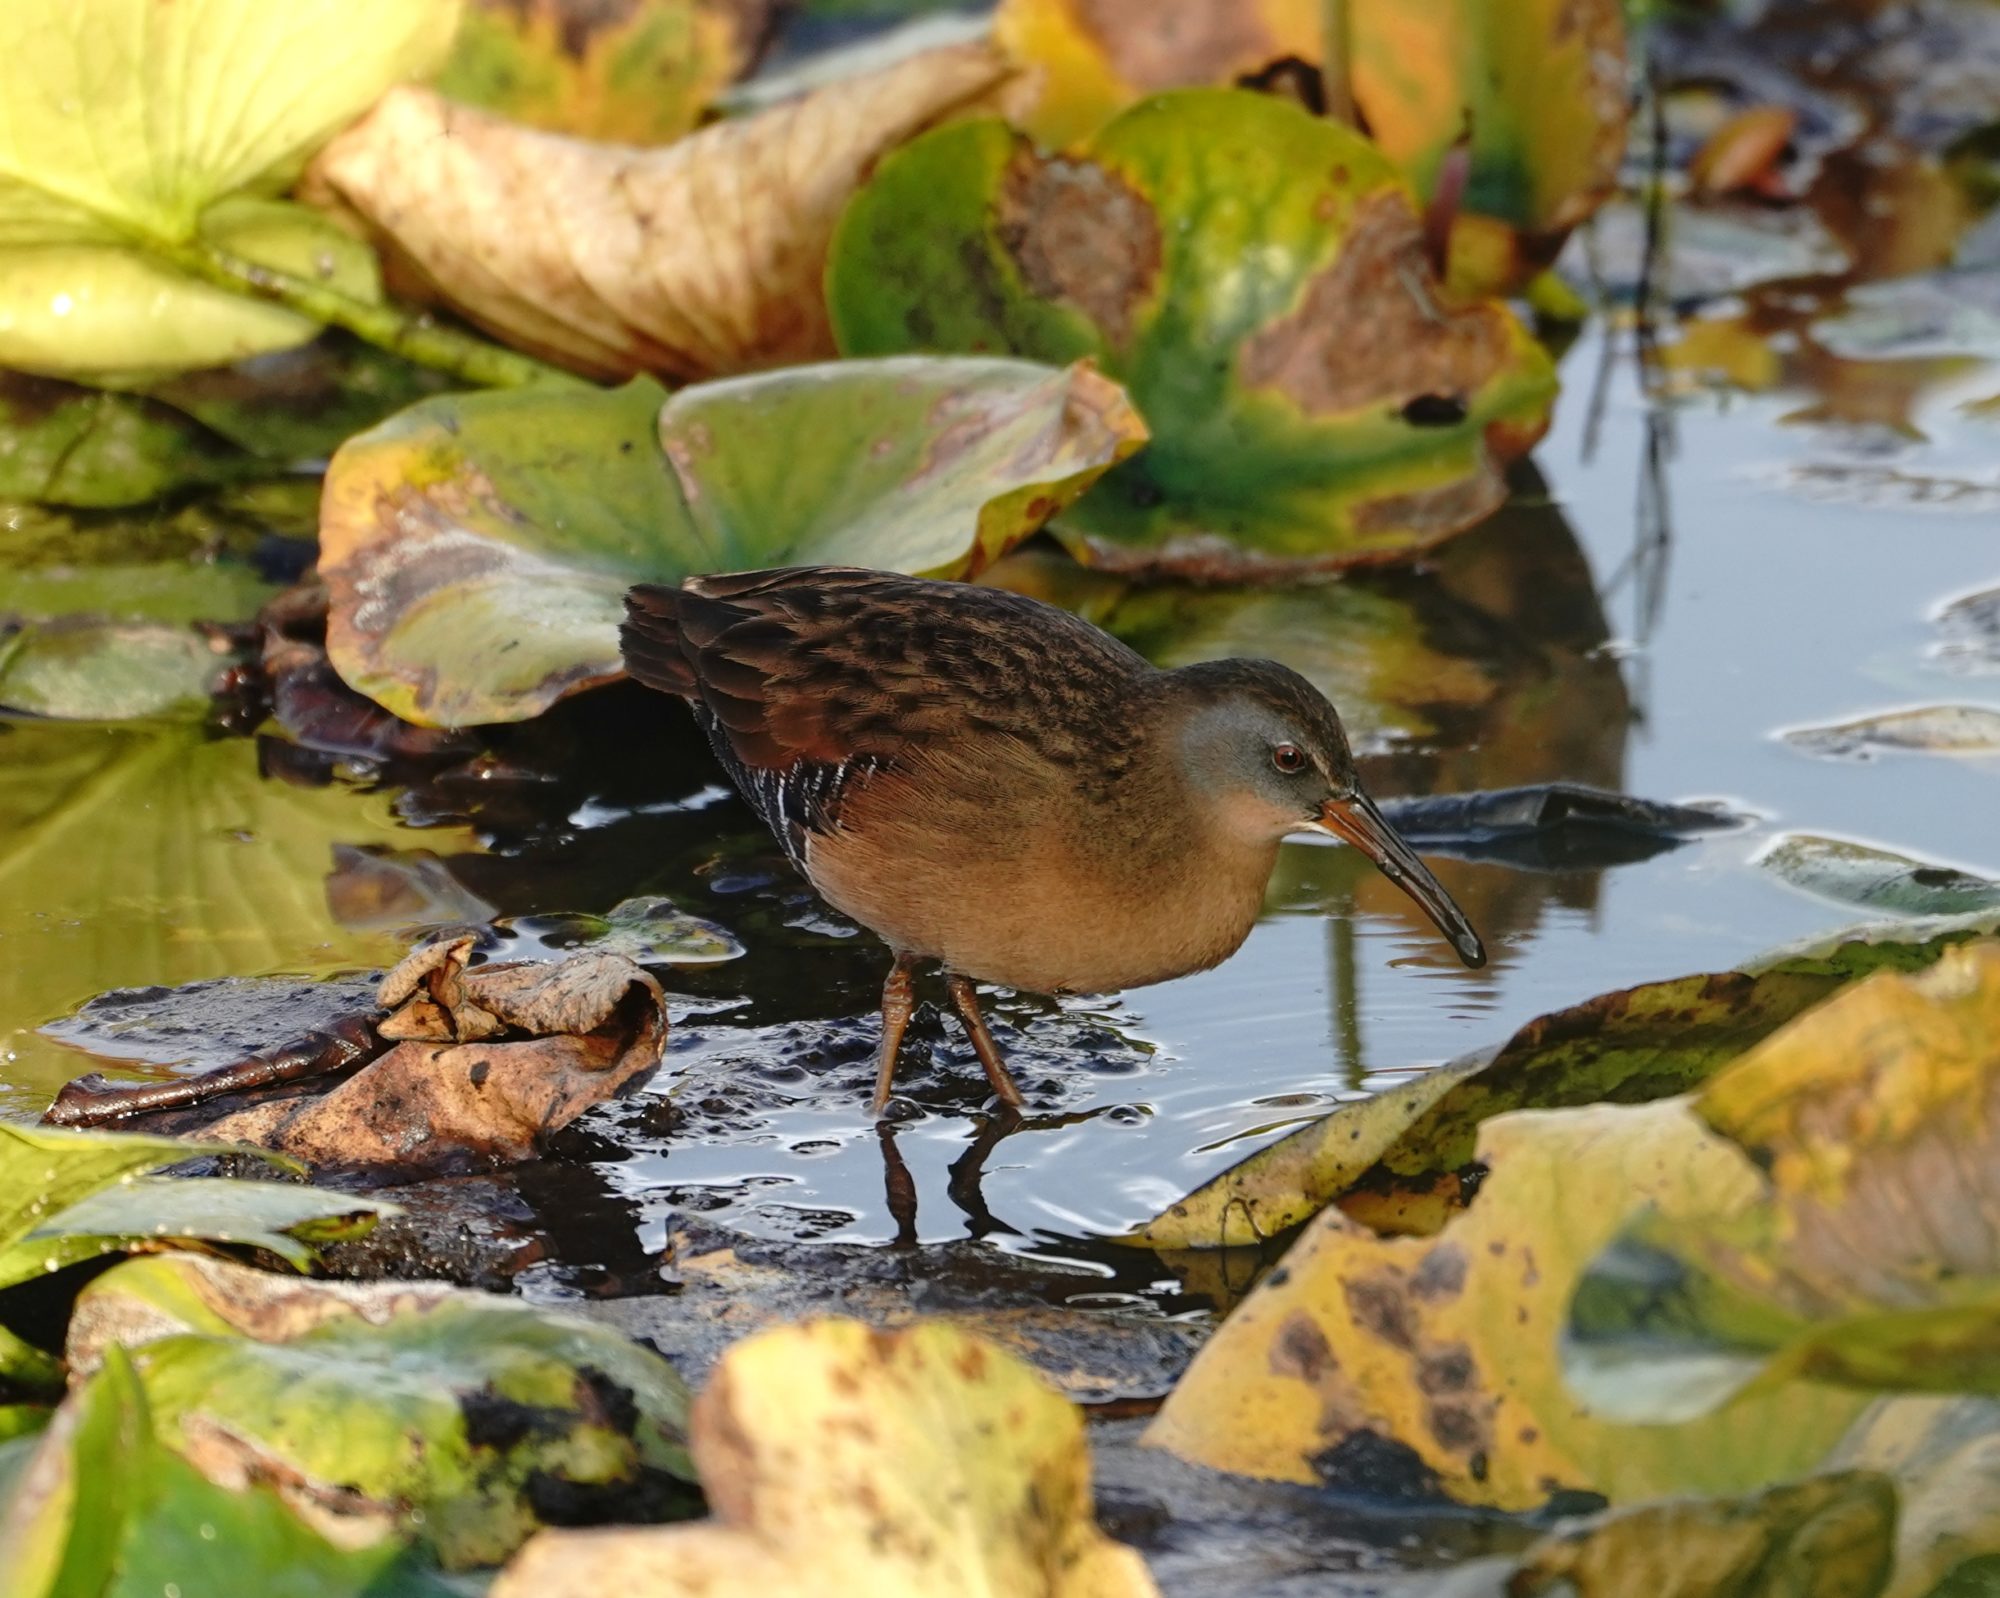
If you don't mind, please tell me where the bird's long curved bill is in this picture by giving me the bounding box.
[1312,794,1487,969]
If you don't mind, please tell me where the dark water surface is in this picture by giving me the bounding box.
[3,324,1997,1305]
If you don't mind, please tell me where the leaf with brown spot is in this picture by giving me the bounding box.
[1137,916,1999,1250]
[64,1252,693,1570]
[492,1318,1159,1597]
[1569,942,2000,1422]
[1144,1098,1874,1510]
[831,90,1556,579]
[305,43,1013,383]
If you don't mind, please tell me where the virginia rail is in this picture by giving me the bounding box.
[622,567,1485,1114]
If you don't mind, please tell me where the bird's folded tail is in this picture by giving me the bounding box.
[621,583,699,698]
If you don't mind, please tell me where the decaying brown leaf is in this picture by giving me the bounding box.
[206,937,666,1167]
[493,1317,1159,1597]
[305,44,1015,382]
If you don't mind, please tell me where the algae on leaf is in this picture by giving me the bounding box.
[830,90,1556,578]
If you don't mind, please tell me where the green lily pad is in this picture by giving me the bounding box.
[318,359,1147,727]
[1757,833,2000,918]
[0,0,456,379]
[0,1121,389,1296]
[0,1348,456,1598]
[1567,942,2000,1425]
[69,1252,696,1569]
[1139,914,2000,1250]
[828,89,1557,578]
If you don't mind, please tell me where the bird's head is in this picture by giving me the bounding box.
[1169,659,1486,969]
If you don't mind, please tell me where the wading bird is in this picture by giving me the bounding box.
[623,568,1484,1115]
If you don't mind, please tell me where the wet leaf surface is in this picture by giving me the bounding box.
[66,1251,695,1569]
[318,359,1142,725]
[308,43,1012,382]
[0,618,227,722]
[0,0,453,379]
[1568,943,2000,1422]
[1138,919,1997,1250]
[830,90,1557,577]
[0,375,252,509]
[493,1316,1157,1596]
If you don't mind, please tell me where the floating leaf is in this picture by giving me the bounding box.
[437,0,773,144]
[28,1176,389,1276]
[0,1348,456,1598]
[308,43,1013,382]
[1782,705,2000,759]
[1136,928,1982,1249]
[318,359,1144,726]
[493,1318,1156,1597]
[1568,943,2000,1423]
[1757,834,2000,919]
[1348,0,1628,296]
[0,0,457,378]
[1144,1098,1873,1509]
[830,90,1556,577]
[67,1252,694,1569]
[991,0,1319,149]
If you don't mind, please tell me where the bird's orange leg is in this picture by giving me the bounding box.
[945,974,1027,1110]
[871,952,920,1116]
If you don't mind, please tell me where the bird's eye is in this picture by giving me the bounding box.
[1272,742,1307,775]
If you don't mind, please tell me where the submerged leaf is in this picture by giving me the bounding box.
[1782,705,2000,759]
[308,44,1012,382]
[318,359,1143,726]
[831,90,1556,577]
[0,618,226,722]
[0,0,457,378]
[1757,834,2000,919]
[494,1318,1156,1597]
[0,374,250,509]
[1568,943,2000,1422]
[67,1252,694,1569]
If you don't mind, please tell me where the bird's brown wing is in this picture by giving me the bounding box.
[621,567,1150,867]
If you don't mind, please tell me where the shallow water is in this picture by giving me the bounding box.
[3,321,1997,1304]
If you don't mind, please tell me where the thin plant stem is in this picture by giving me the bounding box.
[1321,0,1355,125]
[152,235,581,390]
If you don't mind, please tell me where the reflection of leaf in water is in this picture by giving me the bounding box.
[0,723,476,1111]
